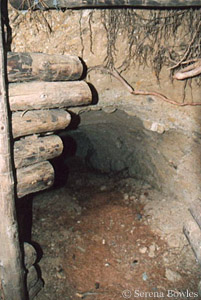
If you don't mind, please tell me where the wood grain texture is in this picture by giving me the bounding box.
[12,109,71,138]
[27,266,39,291]
[14,135,63,168]
[7,52,83,82]
[0,3,27,299]
[24,242,37,269]
[16,161,54,198]
[29,278,43,300]
[9,81,92,111]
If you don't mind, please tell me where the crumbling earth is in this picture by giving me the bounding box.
[32,158,201,300]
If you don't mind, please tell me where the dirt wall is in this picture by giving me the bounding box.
[8,6,201,202]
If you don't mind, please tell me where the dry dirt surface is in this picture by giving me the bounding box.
[32,160,201,300]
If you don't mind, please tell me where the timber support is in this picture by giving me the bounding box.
[0,16,92,300]
[9,0,201,10]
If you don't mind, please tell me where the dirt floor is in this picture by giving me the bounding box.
[31,158,201,300]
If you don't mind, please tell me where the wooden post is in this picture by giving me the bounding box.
[0,3,27,300]
[9,0,201,9]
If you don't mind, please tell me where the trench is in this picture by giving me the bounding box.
[1,3,200,299]
[20,108,201,300]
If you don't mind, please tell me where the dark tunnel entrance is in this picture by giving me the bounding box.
[1,3,201,299]
[24,108,201,299]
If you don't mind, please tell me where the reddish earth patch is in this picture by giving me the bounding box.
[32,166,201,300]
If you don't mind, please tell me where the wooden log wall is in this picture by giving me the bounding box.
[23,242,43,300]
[7,51,92,201]
[1,50,92,299]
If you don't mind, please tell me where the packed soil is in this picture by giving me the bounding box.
[31,159,201,300]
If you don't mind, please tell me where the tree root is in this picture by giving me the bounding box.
[88,65,201,107]
[169,21,201,71]
[173,60,201,80]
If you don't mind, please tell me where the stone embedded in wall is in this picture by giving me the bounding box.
[142,120,166,134]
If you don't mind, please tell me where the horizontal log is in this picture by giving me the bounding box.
[23,243,37,269]
[7,52,83,82]
[9,0,201,9]
[16,161,54,198]
[12,109,71,138]
[183,220,201,265]
[28,278,43,300]
[14,135,63,168]
[27,266,39,291]
[9,81,92,111]
[189,199,201,230]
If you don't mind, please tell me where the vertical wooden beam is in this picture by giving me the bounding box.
[0,3,27,300]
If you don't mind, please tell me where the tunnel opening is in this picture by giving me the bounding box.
[3,4,201,300]
[27,108,201,300]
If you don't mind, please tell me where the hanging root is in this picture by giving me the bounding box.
[98,9,201,82]
[169,21,201,71]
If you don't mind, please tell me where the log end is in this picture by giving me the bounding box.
[17,161,55,198]
[28,278,44,300]
[14,135,64,169]
[24,242,37,269]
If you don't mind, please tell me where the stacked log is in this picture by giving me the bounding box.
[29,279,44,300]
[16,161,55,198]
[23,243,43,300]
[7,52,92,199]
[14,135,63,169]
[6,51,92,298]
[24,242,37,269]
[12,109,71,138]
[7,52,83,82]
[9,81,92,111]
